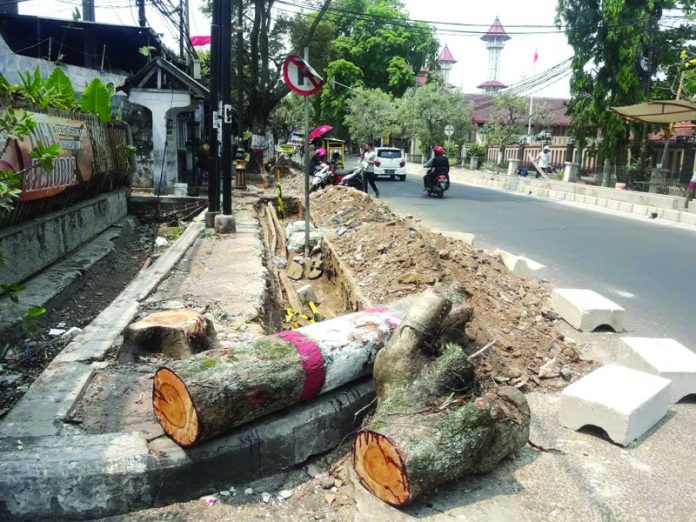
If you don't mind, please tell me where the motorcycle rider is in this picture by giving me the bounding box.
[423,146,450,191]
[310,147,327,175]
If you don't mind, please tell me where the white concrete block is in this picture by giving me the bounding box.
[607,200,620,211]
[618,202,634,213]
[492,249,547,280]
[560,364,672,446]
[617,337,696,403]
[551,288,625,332]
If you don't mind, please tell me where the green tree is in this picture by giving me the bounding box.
[481,93,528,164]
[397,83,473,153]
[530,103,559,134]
[557,0,695,175]
[344,87,397,145]
[268,93,305,141]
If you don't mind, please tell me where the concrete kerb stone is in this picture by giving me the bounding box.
[559,364,671,446]
[551,288,625,332]
[432,229,476,247]
[448,167,696,228]
[492,249,547,280]
[1,220,205,442]
[0,381,375,520]
[616,337,696,403]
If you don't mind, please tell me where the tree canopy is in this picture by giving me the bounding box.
[397,83,474,153]
[556,0,696,161]
[343,87,398,145]
[481,93,528,149]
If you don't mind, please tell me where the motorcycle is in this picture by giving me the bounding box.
[338,166,364,190]
[424,168,450,198]
[309,162,335,193]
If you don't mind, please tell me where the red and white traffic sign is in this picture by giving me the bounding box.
[282,55,325,96]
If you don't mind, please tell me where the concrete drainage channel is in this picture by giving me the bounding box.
[0,194,379,520]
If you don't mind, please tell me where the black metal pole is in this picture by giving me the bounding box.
[136,0,146,27]
[236,0,244,138]
[208,0,221,213]
[220,0,232,215]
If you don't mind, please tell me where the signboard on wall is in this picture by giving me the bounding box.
[0,111,94,201]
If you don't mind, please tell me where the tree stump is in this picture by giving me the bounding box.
[120,309,215,361]
[352,289,530,507]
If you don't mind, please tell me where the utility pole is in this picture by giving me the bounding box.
[236,0,244,139]
[303,47,311,259]
[207,0,221,222]
[82,0,95,21]
[220,0,233,217]
[136,0,146,27]
[179,0,185,59]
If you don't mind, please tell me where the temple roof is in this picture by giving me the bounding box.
[481,17,510,42]
[438,44,456,63]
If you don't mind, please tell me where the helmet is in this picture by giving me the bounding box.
[543,146,550,151]
[434,146,444,156]
[315,148,327,159]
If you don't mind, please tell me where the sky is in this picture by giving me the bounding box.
[19,0,573,98]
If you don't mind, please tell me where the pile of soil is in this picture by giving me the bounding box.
[310,185,592,392]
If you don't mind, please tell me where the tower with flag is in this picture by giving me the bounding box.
[477,16,510,93]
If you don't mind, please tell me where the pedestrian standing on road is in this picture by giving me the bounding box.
[686,170,696,208]
[536,146,553,178]
[362,143,380,197]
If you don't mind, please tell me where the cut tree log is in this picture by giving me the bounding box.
[352,288,530,507]
[120,309,215,360]
[153,306,403,447]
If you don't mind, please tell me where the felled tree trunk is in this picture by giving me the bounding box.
[152,307,402,447]
[120,309,215,360]
[352,289,530,507]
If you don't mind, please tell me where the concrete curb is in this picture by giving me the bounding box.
[449,169,696,228]
[0,220,205,438]
[0,218,136,335]
[0,381,375,520]
[0,190,128,283]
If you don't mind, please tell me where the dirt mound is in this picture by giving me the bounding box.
[311,186,592,392]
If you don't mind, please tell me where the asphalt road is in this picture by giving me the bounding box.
[373,167,696,344]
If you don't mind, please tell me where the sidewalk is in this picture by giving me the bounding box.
[431,164,696,228]
[0,192,372,520]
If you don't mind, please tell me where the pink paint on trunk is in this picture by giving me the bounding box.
[276,330,326,401]
[365,307,401,329]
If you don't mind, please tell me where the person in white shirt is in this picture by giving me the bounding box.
[535,146,553,178]
[361,143,379,197]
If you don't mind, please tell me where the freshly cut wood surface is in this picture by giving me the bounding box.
[152,367,200,447]
[121,309,214,360]
[353,431,410,506]
[353,288,530,506]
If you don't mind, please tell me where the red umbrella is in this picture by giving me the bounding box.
[309,125,333,141]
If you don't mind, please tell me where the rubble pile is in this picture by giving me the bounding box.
[311,186,593,391]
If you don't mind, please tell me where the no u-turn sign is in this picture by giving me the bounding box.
[282,55,325,96]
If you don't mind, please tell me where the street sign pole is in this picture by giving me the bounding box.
[281,51,325,260]
[303,47,311,260]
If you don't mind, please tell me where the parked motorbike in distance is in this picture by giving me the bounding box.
[309,162,335,193]
[424,168,450,198]
[338,166,364,190]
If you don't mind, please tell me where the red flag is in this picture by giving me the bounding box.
[191,36,211,47]
[533,49,539,63]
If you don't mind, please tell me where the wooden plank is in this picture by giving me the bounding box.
[530,161,551,180]
[267,202,286,254]
[279,271,303,312]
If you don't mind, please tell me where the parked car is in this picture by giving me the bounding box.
[373,147,406,181]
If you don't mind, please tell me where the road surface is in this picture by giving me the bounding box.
[373,167,696,344]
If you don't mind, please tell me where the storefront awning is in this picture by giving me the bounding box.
[610,99,696,124]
